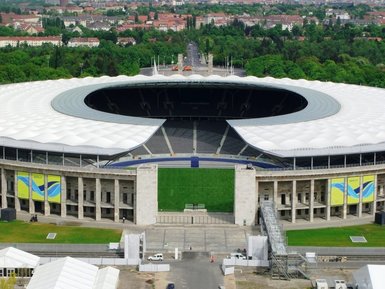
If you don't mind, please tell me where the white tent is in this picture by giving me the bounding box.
[353,264,385,289]
[94,267,120,289]
[26,257,119,289]
[0,247,40,269]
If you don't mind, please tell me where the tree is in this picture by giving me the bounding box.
[0,272,16,289]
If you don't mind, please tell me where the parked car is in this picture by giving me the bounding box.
[147,253,163,261]
[166,283,175,289]
[227,252,246,260]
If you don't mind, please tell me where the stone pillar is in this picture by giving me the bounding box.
[61,176,67,218]
[255,180,259,219]
[373,174,378,216]
[273,180,278,208]
[177,53,183,72]
[136,164,158,225]
[78,177,84,219]
[358,175,363,218]
[291,180,296,223]
[342,177,347,219]
[326,179,331,221]
[301,188,306,204]
[309,179,314,222]
[114,179,120,223]
[234,165,256,226]
[95,178,101,221]
[29,173,35,214]
[1,168,7,209]
[14,174,20,211]
[44,175,50,216]
[208,53,213,75]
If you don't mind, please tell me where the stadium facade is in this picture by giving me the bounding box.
[0,74,385,225]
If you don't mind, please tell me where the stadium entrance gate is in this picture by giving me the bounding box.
[156,212,234,224]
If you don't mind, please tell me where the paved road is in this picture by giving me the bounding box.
[185,42,201,67]
[143,226,251,254]
[168,252,223,289]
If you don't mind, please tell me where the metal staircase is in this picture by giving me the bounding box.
[260,201,311,280]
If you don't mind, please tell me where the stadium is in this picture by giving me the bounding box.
[0,74,385,226]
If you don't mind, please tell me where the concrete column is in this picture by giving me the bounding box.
[29,173,35,214]
[301,189,306,204]
[1,168,7,208]
[136,164,158,225]
[373,174,378,216]
[309,179,314,222]
[291,180,296,223]
[234,165,256,226]
[358,175,363,218]
[61,176,67,218]
[342,177,347,219]
[273,180,278,208]
[114,179,120,223]
[78,177,84,219]
[255,180,259,219]
[95,178,101,221]
[14,174,20,211]
[326,179,331,221]
[44,175,50,216]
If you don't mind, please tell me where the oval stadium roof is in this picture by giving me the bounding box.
[0,74,384,157]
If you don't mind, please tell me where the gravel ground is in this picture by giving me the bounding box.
[116,264,355,289]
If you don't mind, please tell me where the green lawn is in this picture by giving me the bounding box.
[158,168,234,212]
[287,224,385,247]
[0,221,122,243]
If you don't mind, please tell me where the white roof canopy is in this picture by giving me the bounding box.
[2,74,385,157]
[0,247,39,269]
[27,257,119,289]
[353,264,385,289]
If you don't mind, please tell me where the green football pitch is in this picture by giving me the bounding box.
[158,168,234,212]
[0,221,121,243]
[287,224,385,247]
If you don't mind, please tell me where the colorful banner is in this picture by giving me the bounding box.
[47,175,61,203]
[331,178,344,206]
[31,173,45,201]
[347,176,360,204]
[17,172,29,199]
[362,175,375,203]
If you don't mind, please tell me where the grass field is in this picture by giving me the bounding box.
[287,224,385,247]
[0,221,122,243]
[158,168,234,212]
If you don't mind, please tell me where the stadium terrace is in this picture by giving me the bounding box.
[0,74,384,226]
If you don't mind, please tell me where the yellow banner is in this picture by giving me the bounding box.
[17,172,29,199]
[331,178,344,206]
[347,176,360,204]
[47,175,61,203]
[31,173,45,201]
[362,175,374,203]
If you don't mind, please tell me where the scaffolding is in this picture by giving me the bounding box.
[260,201,290,279]
[260,201,311,280]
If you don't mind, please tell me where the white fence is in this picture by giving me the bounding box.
[40,257,140,266]
[139,263,170,272]
[221,264,235,275]
[222,258,269,267]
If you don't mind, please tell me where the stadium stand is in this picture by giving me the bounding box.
[195,121,227,154]
[220,126,247,155]
[163,121,193,154]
